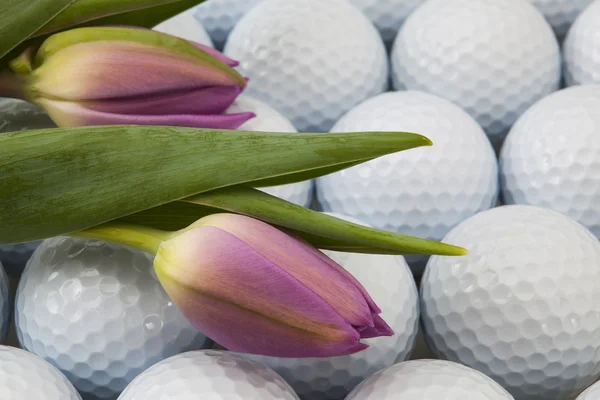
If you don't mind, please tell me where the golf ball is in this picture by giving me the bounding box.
[345,359,515,399]
[193,0,265,49]
[0,345,81,399]
[500,85,600,238]
[247,212,419,400]
[563,0,600,86]
[153,9,214,46]
[578,380,600,399]
[315,91,498,277]
[118,350,300,399]
[15,237,213,400]
[226,95,314,207]
[224,0,388,132]
[421,205,600,400]
[391,0,561,148]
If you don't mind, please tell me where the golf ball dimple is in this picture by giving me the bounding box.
[152,9,214,47]
[391,0,561,148]
[226,95,314,207]
[530,0,594,40]
[420,205,600,400]
[117,350,300,399]
[0,346,82,399]
[224,0,388,133]
[15,237,213,400]
[500,85,600,238]
[315,91,498,277]
[247,212,419,400]
[345,359,515,400]
[563,0,600,86]
[346,0,424,47]
[578,380,600,399]
[193,0,265,49]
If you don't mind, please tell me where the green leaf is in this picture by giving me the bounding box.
[118,187,468,256]
[0,125,431,244]
[32,0,207,38]
[0,0,77,62]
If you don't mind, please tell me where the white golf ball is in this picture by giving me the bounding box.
[224,0,388,133]
[118,350,300,399]
[346,0,424,47]
[500,85,600,238]
[226,95,313,207]
[15,237,213,400]
[153,9,214,47]
[391,0,561,147]
[530,0,594,40]
[578,380,600,399]
[193,0,265,50]
[345,359,515,400]
[247,212,419,400]
[421,205,600,400]
[315,91,498,276]
[0,98,55,276]
[0,345,82,399]
[563,0,600,86]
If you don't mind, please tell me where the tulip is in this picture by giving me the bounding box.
[152,213,394,358]
[4,26,254,129]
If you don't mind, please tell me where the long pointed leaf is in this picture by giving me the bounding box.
[0,0,77,62]
[32,0,206,37]
[0,125,431,244]
[118,187,467,256]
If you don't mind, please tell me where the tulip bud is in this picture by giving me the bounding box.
[7,27,254,129]
[153,213,393,358]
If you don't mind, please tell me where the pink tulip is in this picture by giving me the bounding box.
[9,27,254,129]
[154,213,393,358]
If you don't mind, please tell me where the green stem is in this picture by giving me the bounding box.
[70,223,173,255]
[0,73,26,100]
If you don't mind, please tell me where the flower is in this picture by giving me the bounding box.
[8,26,254,129]
[154,213,393,358]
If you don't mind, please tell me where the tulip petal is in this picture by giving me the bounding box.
[37,98,255,129]
[190,214,392,335]
[31,41,244,101]
[155,226,368,357]
[79,86,245,116]
[192,42,240,67]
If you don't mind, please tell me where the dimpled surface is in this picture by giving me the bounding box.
[346,359,514,399]
[15,237,213,400]
[347,0,424,46]
[226,95,313,207]
[247,212,419,400]
[563,0,600,86]
[0,346,82,399]
[530,0,594,39]
[500,85,600,238]
[315,91,498,276]
[193,0,265,49]
[391,0,560,147]
[421,205,600,400]
[118,350,300,399]
[224,0,388,133]
[578,380,600,399]
[0,262,8,344]
[153,9,213,46]
[0,98,54,276]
